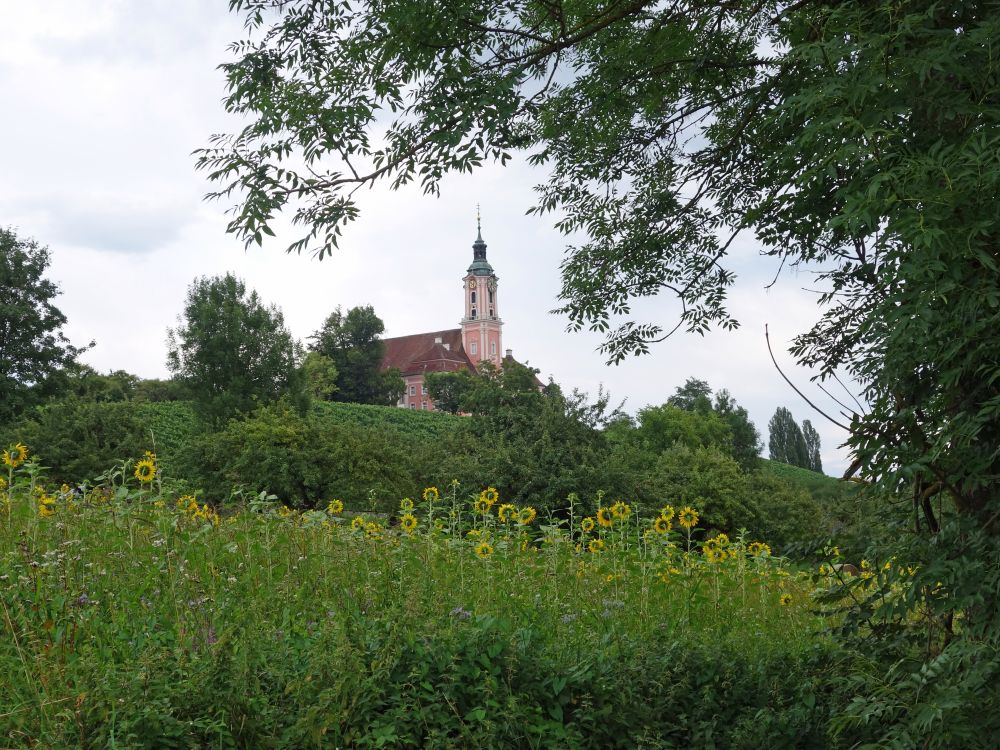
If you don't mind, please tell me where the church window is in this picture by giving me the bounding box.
[471,291,476,304]
[489,308,494,317]
[470,340,478,355]
[491,341,496,356]
[488,290,493,304]
[471,307,477,319]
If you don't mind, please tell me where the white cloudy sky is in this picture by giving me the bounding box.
[0,1,859,474]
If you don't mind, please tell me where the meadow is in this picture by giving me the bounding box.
[0,444,867,749]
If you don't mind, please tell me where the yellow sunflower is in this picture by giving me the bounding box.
[178,495,199,513]
[747,541,771,557]
[610,501,631,520]
[660,504,676,522]
[497,503,517,523]
[364,521,382,538]
[423,486,440,503]
[466,529,481,537]
[581,516,595,533]
[517,506,537,525]
[134,457,157,483]
[779,593,793,607]
[400,497,414,511]
[3,442,28,468]
[474,541,494,559]
[714,533,730,548]
[351,516,366,531]
[327,499,344,514]
[702,546,725,563]
[473,498,490,514]
[400,512,418,533]
[677,506,699,529]
[653,515,672,534]
[479,487,499,507]
[588,538,605,553]
[38,495,56,518]
[596,507,614,528]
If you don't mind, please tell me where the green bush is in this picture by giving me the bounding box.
[187,401,438,509]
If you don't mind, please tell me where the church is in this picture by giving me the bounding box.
[381,222,521,411]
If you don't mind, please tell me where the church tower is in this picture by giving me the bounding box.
[461,216,503,369]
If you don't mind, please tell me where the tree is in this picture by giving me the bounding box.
[801,420,823,474]
[768,407,809,470]
[167,274,305,425]
[309,305,403,405]
[667,377,713,413]
[201,5,1000,741]
[713,389,763,473]
[0,227,90,420]
[300,351,339,401]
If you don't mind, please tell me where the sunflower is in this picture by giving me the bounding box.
[38,495,56,518]
[474,541,494,559]
[517,506,537,525]
[659,504,676,522]
[327,499,345,514]
[400,512,418,533]
[434,518,446,531]
[596,507,614,528]
[479,487,500,507]
[466,529,481,537]
[422,486,440,503]
[702,546,725,563]
[779,593,793,607]
[178,495,199,513]
[581,516,595,533]
[351,516,366,531]
[400,497,414,511]
[3,442,28,468]
[747,541,771,557]
[610,501,631,520]
[653,515,672,534]
[587,538,605,553]
[473,498,490,514]
[364,521,383,538]
[677,506,699,529]
[714,533,730,548]
[134,458,157,483]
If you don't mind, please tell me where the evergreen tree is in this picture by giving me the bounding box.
[801,420,823,474]
[0,227,90,420]
[713,389,763,473]
[167,274,305,425]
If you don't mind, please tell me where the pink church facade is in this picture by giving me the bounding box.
[381,225,519,411]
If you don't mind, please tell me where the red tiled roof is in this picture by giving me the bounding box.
[381,329,475,376]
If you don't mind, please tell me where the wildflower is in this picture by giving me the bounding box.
[327,499,344,514]
[653,515,672,534]
[480,487,499,507]
[399,497,414,512]
[610,501,631,520]
[474,541,494,559]
[422,486,440,503]
[660,505,675,522]
[400,512,418,533]
[351,516,366,531]
[678,507,698,529]
[779,593,793,607]
[581,516,595,533]
[596,507,614,528]
[588,538,605,553]
[134,457,157,483]
[517,506,537,525]
[3,442,28,468]
[497,503,517,523]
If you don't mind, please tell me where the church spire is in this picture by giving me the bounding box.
[468,205,492,273]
